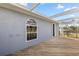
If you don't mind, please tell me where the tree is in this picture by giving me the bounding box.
[63,26,70,37]
[69,26,77,33]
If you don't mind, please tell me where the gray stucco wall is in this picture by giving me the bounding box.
[0,7,58,55]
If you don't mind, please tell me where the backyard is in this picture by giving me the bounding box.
[62,25,79,39]
[64,33,79,39]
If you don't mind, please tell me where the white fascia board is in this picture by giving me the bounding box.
[60,16,79,21]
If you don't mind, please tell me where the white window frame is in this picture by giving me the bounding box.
[25,18,38,42]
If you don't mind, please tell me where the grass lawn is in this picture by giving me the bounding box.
[64,33,79,39]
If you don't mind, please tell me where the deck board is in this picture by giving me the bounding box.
[7,38,79,56]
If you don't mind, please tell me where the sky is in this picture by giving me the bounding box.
[20,3,79,20]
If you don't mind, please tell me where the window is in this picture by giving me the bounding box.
[26,19,37,41]
[53,24,55,36]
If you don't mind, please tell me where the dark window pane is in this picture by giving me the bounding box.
[27,26,37,32]
[27,33,37,40]
[27,33,30,40]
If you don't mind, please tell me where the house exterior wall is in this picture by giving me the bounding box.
[55,23,59,37]
[0,7,59,55]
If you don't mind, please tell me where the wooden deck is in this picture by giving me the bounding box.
[8,38,79,56]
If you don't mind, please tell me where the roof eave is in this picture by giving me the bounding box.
[0,3,58,23]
